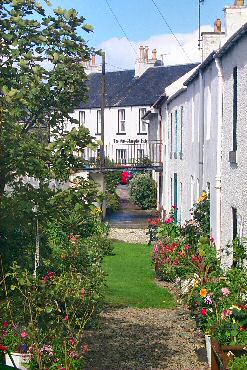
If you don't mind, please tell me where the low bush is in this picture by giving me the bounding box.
[129,173,157,210]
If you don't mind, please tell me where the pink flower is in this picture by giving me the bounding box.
[2,329,7,337]
[205,296,212,305]
[210,236,215,243]
[184,244,191,251]
[69,337,76,346]
[172,205,177,209]
[3,321,8,328]
[222,309,232,318]
[165,217,173,224]
[201,308,207,316]
[69,351,79,359]
[221,288,230,297]
[21,331,28,339]
[64,314,69,321]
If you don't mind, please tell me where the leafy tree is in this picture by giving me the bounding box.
[0,0,100,266]
[0,0,95,196]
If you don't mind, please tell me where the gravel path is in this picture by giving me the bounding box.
[84,307,209,370]
[83,228,209,370]
[108,227,149,244]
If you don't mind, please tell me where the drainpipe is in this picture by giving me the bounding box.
[199,70,205,194]
[163,105,169,216]
[215,57,224,252]
[158,107,163,210]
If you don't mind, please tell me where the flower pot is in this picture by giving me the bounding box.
[5,352,30,370]
[205,334,211,367]
[211,339,247,370]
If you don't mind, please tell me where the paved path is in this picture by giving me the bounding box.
[106,185,155,229]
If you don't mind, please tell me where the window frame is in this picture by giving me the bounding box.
[117,109,126,135]
[138,108,147,134]
[79,111,85,126]
[96,110,101,135]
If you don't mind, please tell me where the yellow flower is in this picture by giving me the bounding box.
[194,281,199,288]
[200,288,207,298]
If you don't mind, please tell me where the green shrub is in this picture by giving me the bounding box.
[129,173,157,210]
[229,354,247,369]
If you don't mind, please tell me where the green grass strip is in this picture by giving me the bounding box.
[103,242,176,309]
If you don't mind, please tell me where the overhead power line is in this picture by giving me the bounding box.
[104,0,138,57]
[150,0,193,63]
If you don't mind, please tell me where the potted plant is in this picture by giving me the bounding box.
[0,321,31,369]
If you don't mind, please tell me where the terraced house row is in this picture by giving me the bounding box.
[68,0,247,265]
[146,0,247,265]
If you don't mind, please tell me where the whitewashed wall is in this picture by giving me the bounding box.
[162,60,220,242]
[221,34,247,251]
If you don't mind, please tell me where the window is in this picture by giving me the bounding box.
[180,106,184,157]
[118,109,126,134]
[191,96,195,142]
[232,207,238,240]
[206,84,211,140]
[139,108,147,133]
[79,111,85,126]
[175,110,178,155]
[179,182,183,224]
[137,149,144,161]
[174,173,178,222]
[170,113,173,157]
[116,149,127,164]
[196,178,200,200]
[233,66,238,152]
[190,175,194,209]
[170,177,173,208]
[96,110,101,135]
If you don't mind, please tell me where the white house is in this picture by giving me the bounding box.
[147,0,247,262]
[67,47,197,169]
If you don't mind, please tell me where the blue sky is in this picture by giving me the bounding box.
[46,0,233,69]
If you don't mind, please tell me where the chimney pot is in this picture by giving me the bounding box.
[145,46,149,61]
[214,18,222,33]
[139,45,144,61]
[91,55,96,66]
[152,49,157,61]
[234,0,244,5]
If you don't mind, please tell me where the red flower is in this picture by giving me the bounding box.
[0,345,8,351]
[201,308,207,316]
[3,321,8,328]
[64,314,69,321]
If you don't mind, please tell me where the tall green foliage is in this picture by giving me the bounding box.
[0,0,100,266]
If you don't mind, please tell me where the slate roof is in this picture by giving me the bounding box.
[78,63,198,109]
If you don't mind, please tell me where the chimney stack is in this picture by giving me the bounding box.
[152,49,157,61]
[145,46,149,62]
[214,19,222,33]
[234,0,244,6]
[139,46,144,61]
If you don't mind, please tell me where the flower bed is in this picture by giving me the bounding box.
[149,193,247,367]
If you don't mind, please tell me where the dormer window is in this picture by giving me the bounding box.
[117,109,126,134]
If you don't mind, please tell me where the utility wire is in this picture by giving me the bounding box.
[150,0,193,63]
[104,0,138,57]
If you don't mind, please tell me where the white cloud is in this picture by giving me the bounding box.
[97,25,213,71]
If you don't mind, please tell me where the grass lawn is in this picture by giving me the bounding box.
[103,242,176,309]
